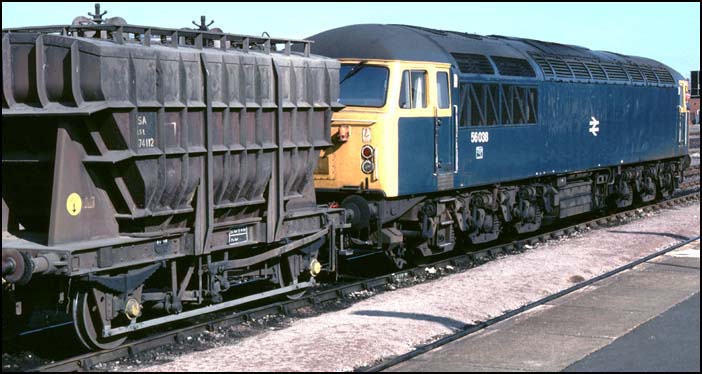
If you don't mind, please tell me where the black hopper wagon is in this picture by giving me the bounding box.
[2,12,345,350]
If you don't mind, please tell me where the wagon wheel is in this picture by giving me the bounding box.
[276,256,312,300]
[71,290,127,351]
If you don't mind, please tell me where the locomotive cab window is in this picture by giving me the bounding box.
[399,70,427,109]
[437,72,450,109]
[339,64,389,107]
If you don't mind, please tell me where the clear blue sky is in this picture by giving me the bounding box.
[2,2,699,77]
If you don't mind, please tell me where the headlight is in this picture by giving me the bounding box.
[361,159,375,174]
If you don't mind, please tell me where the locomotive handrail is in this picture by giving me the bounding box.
[2,24,313,56]
[453,104,459,174]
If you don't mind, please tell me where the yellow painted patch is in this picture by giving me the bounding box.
[679,80,689,113]
[314,59,453,198]
[310,259,322,277]
[66,192,82,216]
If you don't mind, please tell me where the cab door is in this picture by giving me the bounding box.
[397,64,455,194]
[434,68,455,190]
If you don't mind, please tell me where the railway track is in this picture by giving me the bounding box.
[359,235,700,372]
[683,163,700,184]
[7,177,701,372]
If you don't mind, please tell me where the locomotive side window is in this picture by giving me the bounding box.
[459,82,538,126]
[458,83,499,126]
[437,72,450,109]
[399,70,427,109]
[526,87,538,123]
[502,85,538,125]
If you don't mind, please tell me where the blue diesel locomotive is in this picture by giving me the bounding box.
[311,24,690,267]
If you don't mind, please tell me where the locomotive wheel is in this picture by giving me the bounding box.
[658,171,673,199]
[386,245,409,270]
[72,290,127,351]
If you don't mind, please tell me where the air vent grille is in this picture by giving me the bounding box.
[451,53,494,74]
[640,67,659,84]
[568,61,591,79]
[624,66,645,83]
[601,63,629,81]
[491,56,536,77]
[653,68,674,84]
[531,55,554,77]
[548,58,573,78]
[528,53,675,87]
[585,63,607,80]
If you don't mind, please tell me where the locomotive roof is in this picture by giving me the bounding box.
[308,24,682,86]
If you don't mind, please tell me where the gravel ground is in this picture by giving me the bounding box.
[138,203,700,372]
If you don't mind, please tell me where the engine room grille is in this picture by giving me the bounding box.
[567,61,591,79]
[549,59,574,78]
[624,66,645,83]
[531,55,554,78]
[652,68,675,84]
[585,62,607,80]
[639,67,659,84]
[529,53,676,87]
[491,56,536,77]
[601,63,629,81]
[451,53,494,74]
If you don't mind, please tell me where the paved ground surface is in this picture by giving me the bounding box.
[565,292,700,372]
[388,240,700,372]
[138,203,699,372]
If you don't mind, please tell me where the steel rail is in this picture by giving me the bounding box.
[359,234,700,372]
[21,190,701,372]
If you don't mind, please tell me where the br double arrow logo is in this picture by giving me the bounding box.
[589,116,600,136]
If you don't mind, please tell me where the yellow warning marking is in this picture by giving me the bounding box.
[66,193,82,216]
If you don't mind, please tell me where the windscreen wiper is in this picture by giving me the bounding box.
[340,60,369,85]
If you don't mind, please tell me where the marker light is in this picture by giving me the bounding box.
[361,145,374,159]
